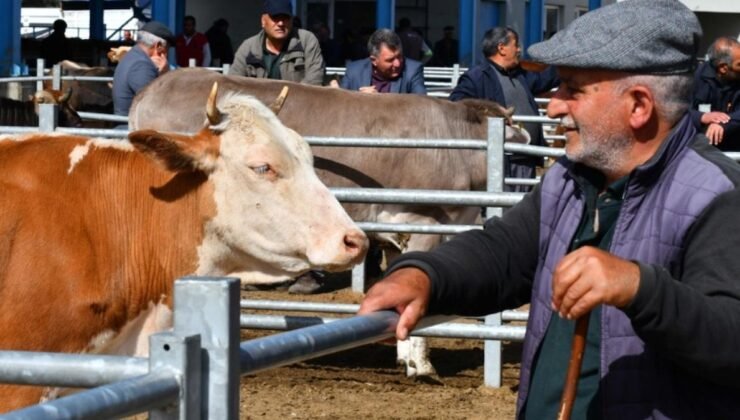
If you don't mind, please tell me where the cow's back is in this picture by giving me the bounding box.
[0,136,204,349]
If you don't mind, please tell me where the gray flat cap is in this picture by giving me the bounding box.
[528,0,702,74]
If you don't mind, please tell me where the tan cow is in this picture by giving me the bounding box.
[0,85,367,411]
[130,69,529,378]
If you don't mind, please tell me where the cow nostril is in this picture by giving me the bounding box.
[343,230,368,255]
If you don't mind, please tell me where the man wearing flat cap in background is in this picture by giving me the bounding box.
[229,0,325,85]
[360,0,740,418]
[113,21,174,117]
[690,36,740,150]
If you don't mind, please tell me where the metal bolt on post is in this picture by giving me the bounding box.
[148,333,202,420]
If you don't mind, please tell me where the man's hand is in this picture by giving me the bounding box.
[700,111,730,125]
[358,86,378,94]
[328,79,340,88]
[358,267,431,340]
[706,123,725,145]
[551,246,640,320]
[151,51,169,74]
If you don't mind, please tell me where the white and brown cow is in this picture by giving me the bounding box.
[129,68,529,379]
[0,85,367,411]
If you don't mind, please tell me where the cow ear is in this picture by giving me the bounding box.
[129,128,220,173]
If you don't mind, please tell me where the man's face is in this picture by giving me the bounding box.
[497,36,521,69]
[183,19,195,36]
[262,13,292,42]
[547,67,633,174]
[370,45,403,80]
[722,45,740,82]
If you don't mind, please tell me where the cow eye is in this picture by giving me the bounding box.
[250,164,275,177]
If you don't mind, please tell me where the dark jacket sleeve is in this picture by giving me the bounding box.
[523,65,559,95]
[623,188,740,388]
[448,69,481,101]
[387,183,541,316]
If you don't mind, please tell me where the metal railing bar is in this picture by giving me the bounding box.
[307,136,487,149]
[240,311,451,376]
[239,299,528,322]
[330,188,524,206]
[0,351,148,387]
[77,112,129,123]
[0,370,179,420]
[240,314,526,341]
[355,222,481,234]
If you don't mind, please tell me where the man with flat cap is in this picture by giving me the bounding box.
[229,0,325,85]
[113,21,174,116]
[360,0,740,418]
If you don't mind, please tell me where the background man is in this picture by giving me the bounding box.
[396,17,432,64]
[450,27,558,192]
[339,28,425,95]
[206,18,234,66]
[431,25,458,67]
[360,0,740,418]
[691,36,740,150]
[40,19,71,67]
[112,21,173,117]
[175,15,211,67]
[228,0,325,85]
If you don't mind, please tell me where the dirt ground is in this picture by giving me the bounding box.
[238,274,521,420]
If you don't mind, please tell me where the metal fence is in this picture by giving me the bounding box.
[2,70,740,416]
[0,277,444,419]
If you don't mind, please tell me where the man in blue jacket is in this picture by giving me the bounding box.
[450,27,558,191]
[339,28,426,95]
[360,0,740,418]
[690,36,740,150]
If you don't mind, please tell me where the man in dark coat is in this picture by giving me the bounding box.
[690,36,740,150]
[360,1,740,418]
[449,27,558,191]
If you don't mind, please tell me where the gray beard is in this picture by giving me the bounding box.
[566,126,632,175]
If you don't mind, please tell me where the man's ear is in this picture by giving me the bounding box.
[717,62,729,77]
[627,85,655,130]
[128,128,220,173]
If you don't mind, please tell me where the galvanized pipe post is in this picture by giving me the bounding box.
[173,277,240,419]
[351,259,365,293]
[51,63,61,90]
[38,103,57,132]
[148,333,202,420]
[35,58,44,91]
[484,117,506,388]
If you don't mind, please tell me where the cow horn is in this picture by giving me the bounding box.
[59,87,73,103]
[504,106,515,119]
[269,86,290,115]
[206,82,221,125]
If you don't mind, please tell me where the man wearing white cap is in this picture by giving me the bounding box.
[360,0,740,417]
[113,21,174,117]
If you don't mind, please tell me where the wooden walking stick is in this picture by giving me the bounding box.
[556,315,590,420]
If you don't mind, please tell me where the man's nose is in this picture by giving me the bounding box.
[546,88,568,119]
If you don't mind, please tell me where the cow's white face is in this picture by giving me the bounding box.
[196,94,367,283]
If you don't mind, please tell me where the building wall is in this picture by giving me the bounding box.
[187,0,262,50]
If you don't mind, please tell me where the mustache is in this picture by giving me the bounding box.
[561,116,578,130]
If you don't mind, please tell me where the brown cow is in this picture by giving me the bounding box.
[47,60,115,115]
[0,89,82,127]
[129,68,529,378]
[0,85,367,411]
